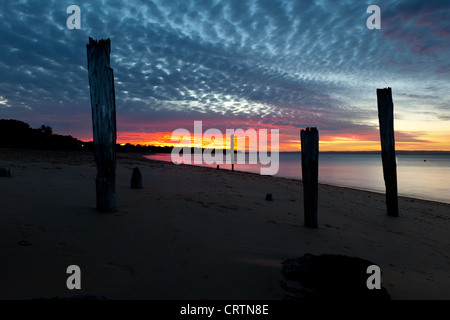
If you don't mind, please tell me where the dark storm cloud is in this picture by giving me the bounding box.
[0,0,449,140]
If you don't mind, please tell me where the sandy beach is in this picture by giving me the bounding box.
[0,148,449,300]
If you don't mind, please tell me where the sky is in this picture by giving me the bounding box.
[0,0,449,151]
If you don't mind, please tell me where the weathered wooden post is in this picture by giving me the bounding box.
[0,167,12,177]
[377,88,399,217]
[301,127,319,228]
[231,134,235,171]
[86,37,117,212]
[131,167,143,189]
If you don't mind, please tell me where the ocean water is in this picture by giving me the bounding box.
[145,152,450,204]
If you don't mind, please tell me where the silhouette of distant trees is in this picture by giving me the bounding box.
[0,119,82,150]
[40,125,53,137]
[116,143,172,153]
[0,119,173,153]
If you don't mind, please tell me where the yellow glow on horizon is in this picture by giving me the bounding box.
[113,127,450,152]
[318,139,381,152]
[396,118,450,133]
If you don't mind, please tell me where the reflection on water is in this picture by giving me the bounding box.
[145,152,450,204]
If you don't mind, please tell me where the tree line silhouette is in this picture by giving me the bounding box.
[0,119,172,153]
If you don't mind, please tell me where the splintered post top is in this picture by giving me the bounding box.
[301,127,318,134]
[86,37,111,69]
[377,87,392,95]
[377,87,393,104]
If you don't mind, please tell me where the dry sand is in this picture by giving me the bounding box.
[0,148,449,300]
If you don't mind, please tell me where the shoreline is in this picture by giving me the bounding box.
[1,149,449,299]
[145,153,450,206]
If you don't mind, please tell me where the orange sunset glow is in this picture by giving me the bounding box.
[114,125,450,152]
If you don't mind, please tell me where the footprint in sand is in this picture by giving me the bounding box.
[14,223,46,245]
[324,224,341,230]
[13,222,46,233]
[218,205,238,210]
[105,262,136,276]
[58,242,75,258]
[414,270,428,275]
[181,260,190,267]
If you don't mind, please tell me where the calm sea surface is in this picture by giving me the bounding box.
[145,152,450,204]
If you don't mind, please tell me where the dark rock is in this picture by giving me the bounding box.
[0,167,12,177]
[281,254,391,300]
[131,167,143,189]
[266,193,273,201]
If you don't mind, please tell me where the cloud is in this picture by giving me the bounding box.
[382,0,450,55]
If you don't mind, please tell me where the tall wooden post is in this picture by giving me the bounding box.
[86,37,117,212]
[231,134,235,171]
[301,127,319,228]
[377,88,399,217]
